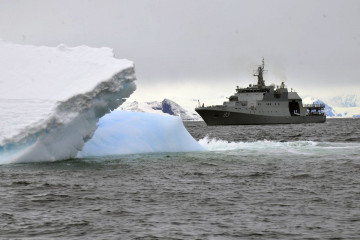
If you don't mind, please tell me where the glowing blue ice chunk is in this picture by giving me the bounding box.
[77,111,204,157]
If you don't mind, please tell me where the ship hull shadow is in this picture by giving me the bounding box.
[196,109,326,126]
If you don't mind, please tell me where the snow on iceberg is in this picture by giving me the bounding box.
[78,111,204,157]
[0,41,136,164]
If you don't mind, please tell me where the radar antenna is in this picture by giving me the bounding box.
[253,58,267,87]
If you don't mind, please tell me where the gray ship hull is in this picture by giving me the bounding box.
[196,109,326,125]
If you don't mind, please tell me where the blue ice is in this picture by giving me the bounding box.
[77,111,205,157]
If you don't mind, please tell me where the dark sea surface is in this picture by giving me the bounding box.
[1,119,359,239]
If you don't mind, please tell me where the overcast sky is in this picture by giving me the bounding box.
[1,0,359,108]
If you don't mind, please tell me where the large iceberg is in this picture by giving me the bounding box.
[0,41,204,164]
[0,41,136,164]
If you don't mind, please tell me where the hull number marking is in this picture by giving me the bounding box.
[223,112,230,118]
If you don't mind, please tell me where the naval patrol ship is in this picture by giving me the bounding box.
[195,59,326,125]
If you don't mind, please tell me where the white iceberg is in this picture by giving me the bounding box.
[119,98,202,121]
[0,41,136,164]
[0,41,204,164]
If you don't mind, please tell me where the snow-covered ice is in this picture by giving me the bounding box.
[0,41,136,163]
[119,98,202,121]
[0,41,203,164]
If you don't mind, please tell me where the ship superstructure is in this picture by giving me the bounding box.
[195,59,326,125]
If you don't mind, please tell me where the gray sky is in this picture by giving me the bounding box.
[1,0,359,109]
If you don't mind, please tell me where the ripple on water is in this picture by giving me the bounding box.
[0,119,359,238]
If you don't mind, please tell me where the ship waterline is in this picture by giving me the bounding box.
[196,108,326,125]
[196,59,326,125]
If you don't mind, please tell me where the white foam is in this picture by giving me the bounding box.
[77,111,205,157]
[198,136,360,156]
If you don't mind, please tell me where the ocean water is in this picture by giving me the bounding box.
[1,119,359,239]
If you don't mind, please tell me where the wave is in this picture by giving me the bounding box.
[198,136,360,155]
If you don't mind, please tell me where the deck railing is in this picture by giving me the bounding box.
[303,103,325,108]
[196,105,224,109]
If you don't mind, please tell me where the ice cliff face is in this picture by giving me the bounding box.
[0,41,136,163]
[119,99,201,121]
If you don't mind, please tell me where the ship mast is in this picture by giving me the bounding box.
[253,58,266,87]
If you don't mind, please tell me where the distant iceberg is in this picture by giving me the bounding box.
[119,98,202,121]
